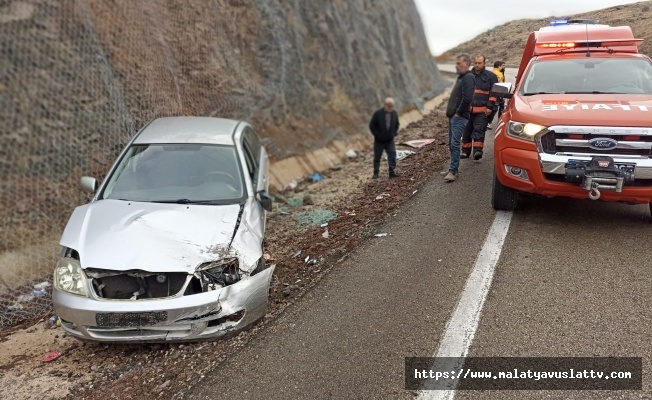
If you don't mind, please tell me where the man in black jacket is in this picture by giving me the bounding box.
[443,54,474,182]
[369,97,400,179]
[461,55,498,160]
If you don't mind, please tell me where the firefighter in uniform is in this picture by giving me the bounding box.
[461,55,499,160]
[490,60,506,128]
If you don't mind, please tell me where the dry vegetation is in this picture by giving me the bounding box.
[437,1,652,65]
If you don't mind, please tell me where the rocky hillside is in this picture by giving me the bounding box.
[438,1,652,65]
[0,0,445,253]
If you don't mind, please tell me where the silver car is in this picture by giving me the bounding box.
[52,117,275,342]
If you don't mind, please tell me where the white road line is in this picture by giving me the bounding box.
[417,211,513,400]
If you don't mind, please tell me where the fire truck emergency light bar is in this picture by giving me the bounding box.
[550,19,600,26]
[537,39,644,48]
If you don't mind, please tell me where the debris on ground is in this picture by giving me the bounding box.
[374,233,388,237]
[309,173,324,182]
[401,139,437,148]
[41,351,61,362]
[385,149,416,161]
[303,257,319,265]
[346,149,358,158]
[296,209,338,226]
[263,253,275,262]
[33,282,50,291]
[322,229,329,239]
[375,193,391,201]
[275,194,303,207]
[17,294,34,303]
[302,195,314,206]
[43,316,58,329]
[330,163,342,171]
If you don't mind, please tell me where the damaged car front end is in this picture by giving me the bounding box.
[54,252,274,342]
[52,117,274,342]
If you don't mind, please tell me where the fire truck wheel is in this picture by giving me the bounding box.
[492,170,519,211]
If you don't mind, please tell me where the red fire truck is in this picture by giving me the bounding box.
[490,19,652,214]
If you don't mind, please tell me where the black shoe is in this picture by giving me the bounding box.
[372,172,379,179]
[460,152,470,159]
[473,151,483,160]
[389,171,401,178]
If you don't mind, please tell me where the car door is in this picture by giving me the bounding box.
[241,127,268,232]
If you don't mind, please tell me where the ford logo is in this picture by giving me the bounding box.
[588,138,618,151]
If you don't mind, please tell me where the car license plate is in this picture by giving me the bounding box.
[614,163,636,174]
[568,160,636,174]
[96,311,168,328]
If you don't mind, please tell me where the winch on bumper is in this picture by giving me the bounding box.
[564,156,635,200]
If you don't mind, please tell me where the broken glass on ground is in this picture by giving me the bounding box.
[296,209,338,226]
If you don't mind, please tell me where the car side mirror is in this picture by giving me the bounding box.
[80,176,98,193]
[491,82,513,99]
[258,190,273,212]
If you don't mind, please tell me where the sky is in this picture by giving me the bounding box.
[414,0,646,55]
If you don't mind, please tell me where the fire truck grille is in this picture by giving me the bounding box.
[539,131,652,158]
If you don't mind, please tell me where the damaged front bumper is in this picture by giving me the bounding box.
[53,266,274,342]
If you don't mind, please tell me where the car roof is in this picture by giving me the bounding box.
[133,117,242,145]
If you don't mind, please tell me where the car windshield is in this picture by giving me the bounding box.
[100,144,246,204]
[522,58,652,95]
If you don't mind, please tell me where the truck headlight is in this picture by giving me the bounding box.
[54,258,88,297]
[507,121,546,140]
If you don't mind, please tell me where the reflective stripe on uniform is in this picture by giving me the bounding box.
[472,106,487,113]
[474,89,490,95]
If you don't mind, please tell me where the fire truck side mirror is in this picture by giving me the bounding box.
[491,82,513,99]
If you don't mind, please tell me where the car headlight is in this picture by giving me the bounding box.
[507,121,547,140]
[54,257,88,297]
[197,258,241,288]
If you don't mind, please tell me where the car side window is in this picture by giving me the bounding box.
[243,128,261,163]
[242,131,259,185]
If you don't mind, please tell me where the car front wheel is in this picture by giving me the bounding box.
[492,170,519,211]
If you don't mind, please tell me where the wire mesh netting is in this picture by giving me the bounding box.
[0,0,443,330]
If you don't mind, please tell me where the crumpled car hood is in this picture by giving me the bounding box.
[60,199,263,273]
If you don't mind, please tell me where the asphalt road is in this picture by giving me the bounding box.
[185,69,650,399]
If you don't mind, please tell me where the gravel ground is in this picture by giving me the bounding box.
[0,104,452,400]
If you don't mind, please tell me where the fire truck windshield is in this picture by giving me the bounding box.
[522,58,652,95]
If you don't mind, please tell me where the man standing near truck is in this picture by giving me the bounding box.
[488,60,506,129]
[442,54,474,182]
[461,55,498,160]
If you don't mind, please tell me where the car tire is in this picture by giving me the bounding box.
[492,170,519,211]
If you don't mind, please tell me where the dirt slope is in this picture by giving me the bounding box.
[438,1,652,65]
